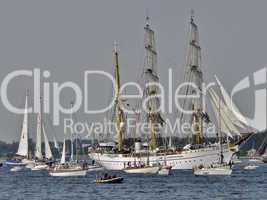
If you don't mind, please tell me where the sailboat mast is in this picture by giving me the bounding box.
[70,102,74,161]
[218,85,223,164]
[26,90,30,159]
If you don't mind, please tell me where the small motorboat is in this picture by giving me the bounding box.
[95,174,123,184]
[10,166,24,172]
[158,165,172,175]
[244,164,258,170]
[0,162,3,167]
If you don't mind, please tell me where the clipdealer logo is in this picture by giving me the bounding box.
[230,67,267,130]
[0,67,265,136]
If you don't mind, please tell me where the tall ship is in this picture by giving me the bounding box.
[88,13,252,170]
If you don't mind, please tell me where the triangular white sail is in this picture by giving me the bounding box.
[209,88,240,135]
[209,91,232,138]
[214,76,250,128]
[60,139,66,164]
[16,95,29,157]
[42,125,53,159]
[209,89,241,138]
[53,136,59,149]
[168,136,172,148]
[35,112,43,160]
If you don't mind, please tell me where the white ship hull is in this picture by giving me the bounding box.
[49,169,87,177]
[89,144,235,170]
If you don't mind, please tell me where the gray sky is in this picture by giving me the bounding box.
[0,0,266,142]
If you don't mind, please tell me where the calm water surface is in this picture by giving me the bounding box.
[0,161,266,200]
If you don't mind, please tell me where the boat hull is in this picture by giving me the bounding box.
[95,177,123,184]
[87,165,104,172]
[89,144,234,170]
[194,168,232,176]
[31,164,48,171]
[123,166,159,174]
[5,160,27,166]
[248,159,261,162]
[10,166,24,172]
[49,169,87,177]
[244,165,258,170]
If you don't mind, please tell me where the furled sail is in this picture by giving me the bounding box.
[138,16,165,149]
[16,94,29,157]
[42,125,53,159]
[177,12,205,142]
[35,112,43,160]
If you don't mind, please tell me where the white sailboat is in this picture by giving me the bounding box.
[193,79,233,176]
[48,139,87,176]
[31,99,53,171]
[31,126,51,170]
[49,104,87,177]
[6,93,33,167]
[158,152,172,175]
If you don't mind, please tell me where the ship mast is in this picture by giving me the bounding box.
[141,16,164,151]
[179,10,204,145]
[113,42,124,152]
